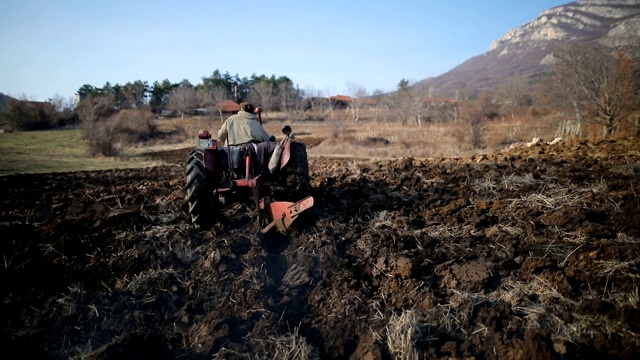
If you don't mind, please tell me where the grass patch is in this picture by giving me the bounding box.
[0,128,161,176]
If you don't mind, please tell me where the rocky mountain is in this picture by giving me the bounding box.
[417,0,640,96]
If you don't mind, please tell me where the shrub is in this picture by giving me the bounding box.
[80,115,126,157]
[80,108,159,157]
[112,109,158,143]
[3,99,57,131]
[77,94,159,157]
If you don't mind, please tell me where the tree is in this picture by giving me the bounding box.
[77,84,99,98]
[149,79,175,113]
[347,82,367,121]
[250,77,276,113]
[167,80,196,120]
[393,79,429,127]
[201,70,234,101]
[49,94,74,113]
[495,78,529,120]
[277,81,302,118]
[121,80,149,109]
[76,94,116,123]
[246,74,293,112]
[49,94,77,126]
[460,92,497,149]
[196,86,227,121]
[76,94,121,156]
[548,42,638,137]
[3,97,56,131]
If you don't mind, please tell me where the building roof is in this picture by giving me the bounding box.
[330,95,353,102]
[217,100,240,112]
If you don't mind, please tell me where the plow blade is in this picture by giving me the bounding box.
[260,196,314,234]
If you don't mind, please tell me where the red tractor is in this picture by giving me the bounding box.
[186,124,313,234]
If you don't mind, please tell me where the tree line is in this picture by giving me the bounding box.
[76,70,300,119]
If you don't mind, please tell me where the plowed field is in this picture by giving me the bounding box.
[1,137,639,359]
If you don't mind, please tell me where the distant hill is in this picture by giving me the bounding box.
[0,92,14,114]
[417,0,640,95]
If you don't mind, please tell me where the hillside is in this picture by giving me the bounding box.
[418,0,640,95]
[0,93,13,114]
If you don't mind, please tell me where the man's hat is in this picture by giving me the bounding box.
[239,102,255,113]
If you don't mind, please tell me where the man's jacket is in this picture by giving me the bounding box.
[217,110,270,146]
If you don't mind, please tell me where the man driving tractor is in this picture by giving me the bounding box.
[217,102,270,146]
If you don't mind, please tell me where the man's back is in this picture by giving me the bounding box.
[217,103,270,146]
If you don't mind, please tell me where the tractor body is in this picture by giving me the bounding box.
[186,126,313,233]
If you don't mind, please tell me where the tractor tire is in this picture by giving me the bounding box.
[186,149,218,230]
[278,141,311,201]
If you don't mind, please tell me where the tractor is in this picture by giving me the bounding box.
[185,122,313,234]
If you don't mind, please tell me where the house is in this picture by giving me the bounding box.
[361,98,378,108]
[330,95,352,109]
[216,100,240,113]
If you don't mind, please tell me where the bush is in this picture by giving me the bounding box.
[3,99,57,131]
[80,108,159,157]
[80,116,125,157]
[114,109,158,142]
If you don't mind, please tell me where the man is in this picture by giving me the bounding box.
[217,102,270,146]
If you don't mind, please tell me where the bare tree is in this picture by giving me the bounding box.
[167,81,196,120]
[461,92,497,149]
[548,43,638,137]
[495,78,529,120]
[49,94,74,113]
[277,82,301,118]
[200,86,229,122]
[347,82,367,121]
[394,79,429,127]
[250,79,275,114]
[369,89,387,122]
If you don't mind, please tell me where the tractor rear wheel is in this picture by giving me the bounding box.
[278,141,311,200]
[186,149,218,230]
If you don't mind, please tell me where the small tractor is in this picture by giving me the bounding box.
[186,121,314,234]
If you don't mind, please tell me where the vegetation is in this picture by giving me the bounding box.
[545,42,639,138]
[0,128,160,176]
[2,98,57,131]
[1,39,638,168]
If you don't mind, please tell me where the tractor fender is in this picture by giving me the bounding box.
[203,148,219,173]
[268,141,291,174]
[268,144,283,174]
[280,142,291,168]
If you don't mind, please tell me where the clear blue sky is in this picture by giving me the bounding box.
[0,0,570,102]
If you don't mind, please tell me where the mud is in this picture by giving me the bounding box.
[1,137,639,359]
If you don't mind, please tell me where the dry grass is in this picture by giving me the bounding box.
[116,268,183,292]
[596,259,640,279]
[416,225,472,239]
[269,327,319,360]
[508,179,617,213]
[256,110,562,159]
[615,233,640,244]
[386,310,422,360]
[489,275,640,344]
[371,210,394,229]
[211,328,318,360]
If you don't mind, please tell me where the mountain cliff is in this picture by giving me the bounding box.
[418,0,640,95]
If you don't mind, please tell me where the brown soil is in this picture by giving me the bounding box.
[1,138,640,359]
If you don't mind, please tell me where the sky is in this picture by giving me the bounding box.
[0,0,570,102]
